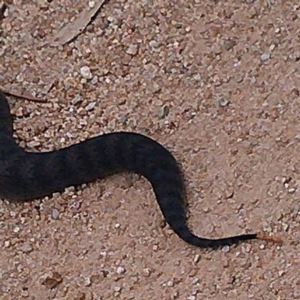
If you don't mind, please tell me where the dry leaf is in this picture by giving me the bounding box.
[48,0,106,46]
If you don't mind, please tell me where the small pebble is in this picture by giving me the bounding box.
[222,245,230,253]
[88,1,95,8]
[142,268,151,277]
[157,105,169,119]
[126,44,138,56]
[20,242,33,253]
[167,280,174,287]
[261,53,270,62]
[193,254,201,263]
[4,240,10,248]
[116,266,126,275]
[51,208,60,220]
[114,286,122,292]
[193,74,201,81]
[218,98,229,107]
[84,276,91,287]
[80,66,93,79]
[85,102,96,111]
[71,95,82,105]
[13,226,20,233]
[282,222,289,231]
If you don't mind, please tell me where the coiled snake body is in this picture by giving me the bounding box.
[0,90,257,248]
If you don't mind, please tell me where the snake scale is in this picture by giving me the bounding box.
[0,90,258,248]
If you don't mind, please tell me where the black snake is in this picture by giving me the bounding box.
[0,90,259,248]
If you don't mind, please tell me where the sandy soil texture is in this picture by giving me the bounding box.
[0,0,300,299]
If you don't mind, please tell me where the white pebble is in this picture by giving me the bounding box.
[51,208,60,220]
[116,266,125,275]
[13,226,20,233]
[261,53,270,61]
[222,245,230,253]
[88,1,95,8]
[114,286,121,292]
[80,66,93,79]
[167,280,174,287]
[193,254,201,263]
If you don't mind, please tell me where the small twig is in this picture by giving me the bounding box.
[1,88,47,103]
[257,232,283,245]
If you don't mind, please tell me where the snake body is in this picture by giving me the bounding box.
[0,90,257,248]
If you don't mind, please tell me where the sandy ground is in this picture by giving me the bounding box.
[0,0,300,299]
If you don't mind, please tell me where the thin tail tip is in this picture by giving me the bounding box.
[173,226,283,248]
[256,232,283,245]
